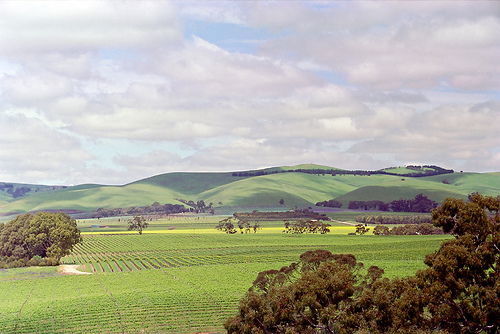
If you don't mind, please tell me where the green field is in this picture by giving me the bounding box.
[0,216,450,333]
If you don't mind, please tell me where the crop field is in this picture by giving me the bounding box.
[0,217,450,333]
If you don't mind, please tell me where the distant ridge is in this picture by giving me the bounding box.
[0,164,498,216]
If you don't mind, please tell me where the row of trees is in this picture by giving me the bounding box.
[355,214,432,225]
[316,194,439,213]
[283,219,332,234]
[0,212,82,268]
[215,217,261,234]
[89,202,188,218]
[315,199,343,208]
[225,193,500,333]
[347,194,439,213]
[232,165,453,178]
[175,199,215,213]
[373,223,443,235]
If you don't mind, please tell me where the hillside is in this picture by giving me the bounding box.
[0,165,498,216]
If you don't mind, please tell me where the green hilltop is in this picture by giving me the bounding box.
[0,164,498,215]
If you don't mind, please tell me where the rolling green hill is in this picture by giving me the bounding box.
[0,165,498,215]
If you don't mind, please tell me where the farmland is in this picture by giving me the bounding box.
[0,216,450,333]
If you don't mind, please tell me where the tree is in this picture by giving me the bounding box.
[416,193,500,333]
[0,213,33,260]
[225,250,415,333]
[217,217,261,234]
[127,215,149,235]
[283,219,331,234]
[215,217,238,234]
[373,224,390,235]
[23,212,82,263]
[237,219,251,234]
[252,222,261,233]
[355,223,370,235]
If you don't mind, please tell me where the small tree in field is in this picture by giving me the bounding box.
[127,215,149,235]
[355,223,370,235]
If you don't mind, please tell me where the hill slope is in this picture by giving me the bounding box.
[0,165,498,215]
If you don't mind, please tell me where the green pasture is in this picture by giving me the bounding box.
[0,167,498,214]
[0,216,450,333]
[380,166,435,175]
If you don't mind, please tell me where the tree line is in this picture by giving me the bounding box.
[0,212,82,268]
[174,199,214,213]
[355,214,432,225]
[232,165,453,178]
[283,219,331,234]
[317,194,439,213]
[372,223,443,235]
[87,202,188,218]
[225,193,500,333]
[215,217,261,234]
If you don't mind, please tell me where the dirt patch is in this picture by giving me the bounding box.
[58,265,91,275]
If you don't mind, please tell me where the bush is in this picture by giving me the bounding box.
[8,259,26,268]
[45,258,59,266]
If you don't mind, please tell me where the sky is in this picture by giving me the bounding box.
[0,1,499,185]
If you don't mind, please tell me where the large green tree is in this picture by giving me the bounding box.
[23,212,82,262]
[417,193,500,333]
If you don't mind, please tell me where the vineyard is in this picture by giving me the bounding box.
[0,219,449,333]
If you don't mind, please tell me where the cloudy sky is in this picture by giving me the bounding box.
[0,1,499,185]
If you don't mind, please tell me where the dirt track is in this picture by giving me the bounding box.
[59,265,91,275]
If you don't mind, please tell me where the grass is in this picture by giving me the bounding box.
[0,216,450,333]
[0,266,59,280]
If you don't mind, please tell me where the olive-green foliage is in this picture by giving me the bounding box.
[225,250,427,333]
[24,212,82,261]
[0,213,33,260]
[283,219,331,234]
[417,193,500,333]
[372,223,443,235]
[126,215,149,235]
[355,223,370,235]
[0,212,82,267]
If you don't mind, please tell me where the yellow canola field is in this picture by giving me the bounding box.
[82,225,358,235]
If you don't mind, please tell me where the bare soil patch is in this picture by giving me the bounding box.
[58,265,91,275]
